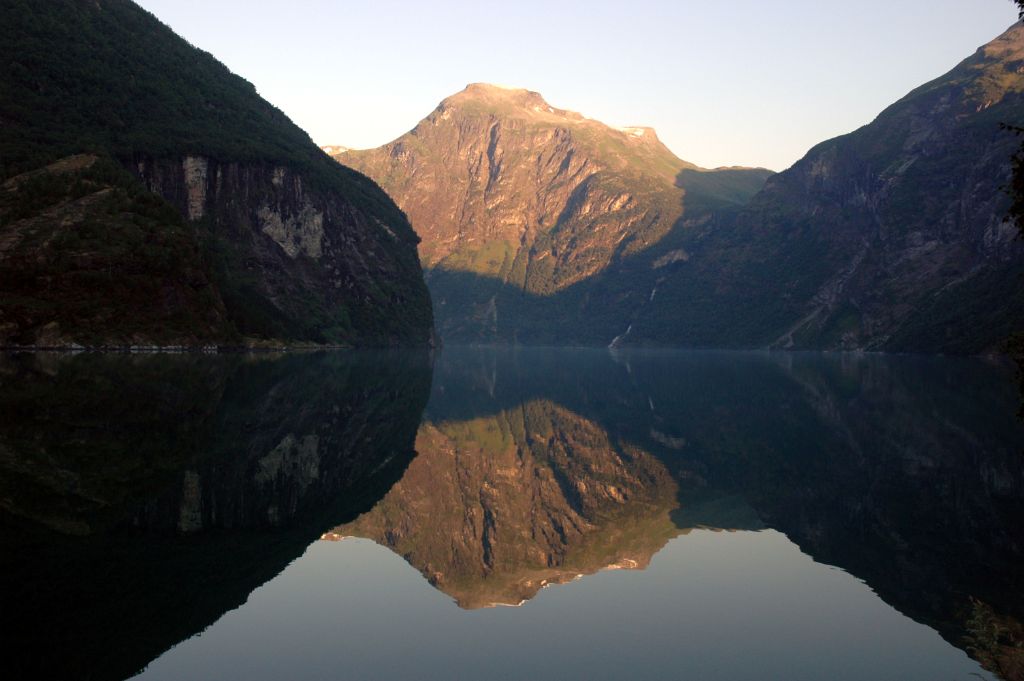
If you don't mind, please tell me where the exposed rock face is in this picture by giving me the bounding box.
[336,83,771,343]
[181,156,209,221]
[632,24,1024,353]
[0,0,433,347]
[344,85,687,286]
[132,156,431,344]
[337,24,1024,353]
[335,400,683,608]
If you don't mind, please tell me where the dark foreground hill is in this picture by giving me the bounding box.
[0,0,432,347]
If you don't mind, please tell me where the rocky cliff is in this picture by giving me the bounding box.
[335,83,771,342]
[132,155,431,345]
[0,0,432,347]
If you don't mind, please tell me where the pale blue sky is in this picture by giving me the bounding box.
[136,0,1018,171]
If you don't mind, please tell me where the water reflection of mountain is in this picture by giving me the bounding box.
[338,400,682,609]
[337,348,1024,680]
[0,351,432,681]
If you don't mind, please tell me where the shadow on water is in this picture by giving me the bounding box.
[2,347,1023,680]
[340,347,1024,679]
[0,350,433,681]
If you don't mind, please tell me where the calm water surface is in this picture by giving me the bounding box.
[1,348,1021,680]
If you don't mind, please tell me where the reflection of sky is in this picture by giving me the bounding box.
[135,0,1015,171]
[135,531,994,681]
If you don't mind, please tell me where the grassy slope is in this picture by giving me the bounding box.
[0,0,408,229]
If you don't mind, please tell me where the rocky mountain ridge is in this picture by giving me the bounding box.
[334,83,771,342]
[630,22,1024,353]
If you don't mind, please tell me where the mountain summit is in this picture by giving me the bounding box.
[443,83,584,117]
[334,84,771,341]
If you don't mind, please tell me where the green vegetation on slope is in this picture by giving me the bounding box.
[0,156,235,346]
[0,0,433,346]
[0,0,407,232]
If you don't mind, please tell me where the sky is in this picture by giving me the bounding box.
[135,0,1019,171]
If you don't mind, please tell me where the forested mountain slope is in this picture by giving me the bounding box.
[0,0,432,347]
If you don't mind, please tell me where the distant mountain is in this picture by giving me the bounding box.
[0,0,432,347]
[334,83,771,342]
[625,23,1024,353]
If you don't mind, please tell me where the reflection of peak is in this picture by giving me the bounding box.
[336,395,772,609]
[335,400,683,609]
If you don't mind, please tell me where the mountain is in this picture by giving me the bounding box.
[336,25,1024,353]
[624,23,1024,353]
[333,83,771,342]
[0,0,432,347]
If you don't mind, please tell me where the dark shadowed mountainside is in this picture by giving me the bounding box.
[627,23,1024,353]
[0,0,432,347]
[336,25,1024,353]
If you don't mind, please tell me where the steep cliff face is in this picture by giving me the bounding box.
[633,24,1024,353]
[335,400,682,608]
[336,84,771,342]
[0,0,433,346]
[133,156,431,344]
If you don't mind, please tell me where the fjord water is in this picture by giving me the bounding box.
[1,349,1021,680]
